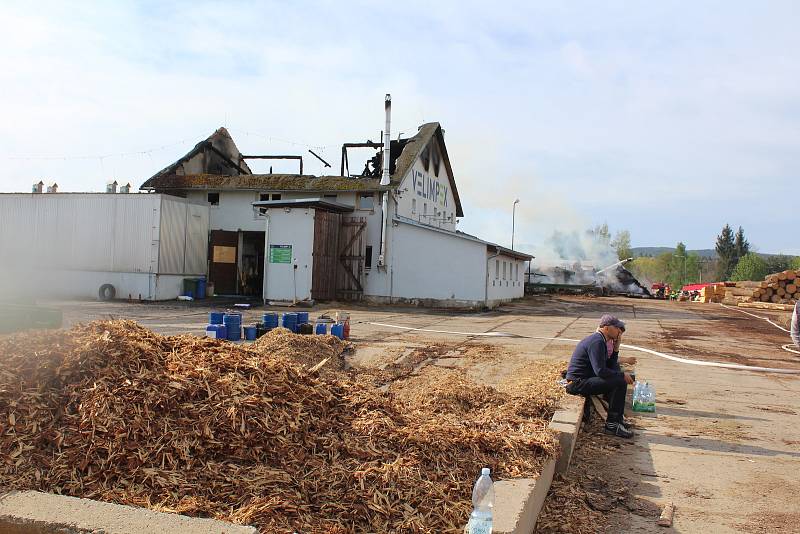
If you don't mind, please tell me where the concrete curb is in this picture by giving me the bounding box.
[0,490,257,534]
[488,394,585,534]
[549,394,586,475]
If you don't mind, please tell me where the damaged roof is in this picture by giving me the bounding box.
[140,122,463,215]
[141,127,251,189]
[141,174,388,192]
[391,122,464,217]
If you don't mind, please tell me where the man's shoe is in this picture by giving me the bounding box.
[604,421,634,439]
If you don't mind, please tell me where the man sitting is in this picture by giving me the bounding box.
[565,314,635,438]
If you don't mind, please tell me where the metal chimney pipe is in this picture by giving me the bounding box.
[380,94,391,186]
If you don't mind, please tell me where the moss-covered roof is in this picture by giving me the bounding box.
[140,173,388,192]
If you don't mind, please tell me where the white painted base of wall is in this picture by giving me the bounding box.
[12,270,195,301]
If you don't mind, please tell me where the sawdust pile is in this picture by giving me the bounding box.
[253,327,350,377]
[0,321,558,533]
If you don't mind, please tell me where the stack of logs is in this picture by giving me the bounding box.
[722,269,800,310]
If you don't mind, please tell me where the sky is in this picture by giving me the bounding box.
[1,1,798,255]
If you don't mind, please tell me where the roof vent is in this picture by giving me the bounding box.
[380,94,391,186]
[32,181,44,194]
[119,183,131,194]
[106,180,118,194]
[46,183,58,193]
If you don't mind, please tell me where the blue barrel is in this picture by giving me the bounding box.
[205,324,227,339]
[244,325,258,341]
[331,323,344,339]
[223,313,242,341]
[297,312,309,324]
[209,311,224,325]
[282,313,298,333]
[195,278,207,300]
[315,323,327,335]
[262,312,279,328]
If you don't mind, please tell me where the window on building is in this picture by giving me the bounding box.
[323,194,337,201]
[272,193,282,201]
[495,259,499,279]
[503,261,508,280]
[423,203,427,216]
[259,193,270,202]
[358,193,374,210]
[412,198,416,213]
[207,192,219,206]
[516,263,519,281]
[365,245,373,270]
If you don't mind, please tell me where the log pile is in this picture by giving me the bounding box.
[0,321,560,533]
[723,270,800,306]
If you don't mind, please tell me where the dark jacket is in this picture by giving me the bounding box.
[566,331,623,381]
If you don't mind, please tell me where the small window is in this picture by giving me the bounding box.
[323,194,337,201]
[412,198,416,213]
[503,261,507,280]
[259,193,270,202]
[495,259,499,279]
[359,193,374,210]
[208,192,219,206]
[423,203,427,215]
[365,245,373,270]
[516,263,519,281]
[272,193,282,201]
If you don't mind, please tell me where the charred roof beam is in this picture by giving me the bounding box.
[241,155,303,175]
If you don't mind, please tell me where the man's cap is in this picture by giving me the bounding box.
[599,314,626,332]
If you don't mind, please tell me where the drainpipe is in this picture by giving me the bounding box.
[378,94,391,267]
[485,252,500,309]
[262,212,270,304]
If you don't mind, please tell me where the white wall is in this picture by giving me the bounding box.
[262,207,315,302]
[384,220,488,304]
[396,156,458,231]
[486,254,526,303]
[0,193,207,301]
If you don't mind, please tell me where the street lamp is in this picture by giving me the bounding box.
[512,199,520,250]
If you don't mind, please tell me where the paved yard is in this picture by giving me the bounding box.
[50,295,800,532]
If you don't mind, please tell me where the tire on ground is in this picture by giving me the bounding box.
[98,284,116,301]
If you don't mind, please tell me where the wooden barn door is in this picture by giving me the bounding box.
[311,210,341,301]
[337,216,366,301]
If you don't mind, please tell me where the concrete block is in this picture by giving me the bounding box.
[551,408,580,426]
[549,421,579,474]
[0,491,257,534]
[492,459,556,534]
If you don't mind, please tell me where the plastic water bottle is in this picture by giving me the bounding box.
[467,467,494,534]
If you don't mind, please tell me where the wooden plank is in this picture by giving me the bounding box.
[658,502,675,527]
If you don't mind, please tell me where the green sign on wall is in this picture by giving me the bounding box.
[269,244,292,264]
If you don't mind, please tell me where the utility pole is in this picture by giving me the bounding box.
[511,199,519,250]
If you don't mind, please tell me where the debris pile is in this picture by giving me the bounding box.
[0,321,559,533]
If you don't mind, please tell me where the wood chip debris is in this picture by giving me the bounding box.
[1,320,561,533]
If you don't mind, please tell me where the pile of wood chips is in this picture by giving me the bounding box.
[0,321,559,533]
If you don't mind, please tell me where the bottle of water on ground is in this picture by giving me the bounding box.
[467,467,494,534]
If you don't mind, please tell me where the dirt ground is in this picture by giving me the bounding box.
[48,295,800,533]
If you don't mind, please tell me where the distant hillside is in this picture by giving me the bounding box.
[631,247,795,259]
[631,247,716,258]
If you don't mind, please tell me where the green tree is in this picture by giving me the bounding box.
[669,242,688,288]
[589,223,611,247]
[792,256,800,270]
[715,224,736,280]
[685,252,702,284]
[611,230,632,261]
[734,226,749,266]
[730,253,769,281]
[765,254,792,275]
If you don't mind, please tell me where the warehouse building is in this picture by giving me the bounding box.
[141,99,531,308]
[0,190,209,301]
